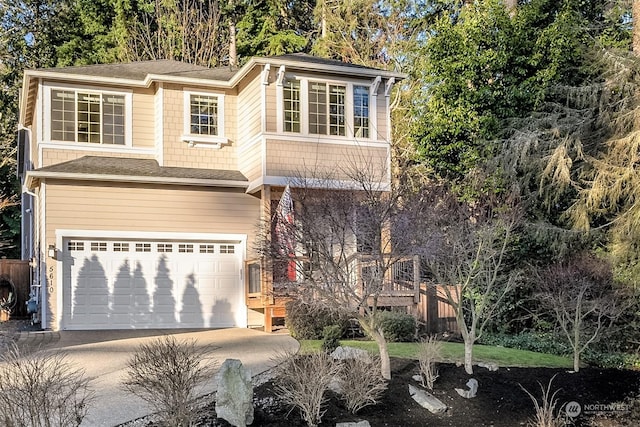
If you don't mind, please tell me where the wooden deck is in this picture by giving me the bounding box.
[245,255,422,332]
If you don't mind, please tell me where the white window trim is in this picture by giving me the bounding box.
[182,89,229,149]
[276,74,375,141]
[43,83,133,148]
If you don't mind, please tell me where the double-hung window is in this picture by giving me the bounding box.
[353,86,369,138]
[189,94,219,136]
[283,80,301,132]
[182,91,226,146]
[50,89,127,145]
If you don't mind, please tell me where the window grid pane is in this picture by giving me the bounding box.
[102,94,126,144]
[199,244,215,253]
[220,245,235,254]
[51,90,76,141]
[179,244,194,253]
[354,86,370,138]
[77,93,101,143]
[308,82,327,135]
[329,85,346,136]
[190,95,218,136]
[283,80,300,132]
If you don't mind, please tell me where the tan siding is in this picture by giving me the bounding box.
[31,101,40,168]
[237,68,262,144]
[265,80,277,133]
[45,182,260,243]
[162,85,239,170]
[239,142,263,182]
[265,139,389,181]
[375,98,388,141]
[132,88,155,148]
[41,149,154,167]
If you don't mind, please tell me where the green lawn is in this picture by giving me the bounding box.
[299,340,573,369]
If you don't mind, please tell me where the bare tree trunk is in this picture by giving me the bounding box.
[463,331,475,375]
[360,317,391,380]
[229,20,237,67]
[634,0,640,55]
[370,328,392,380]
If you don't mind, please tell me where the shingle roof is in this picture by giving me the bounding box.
[35,156,248,182]
[265,53,382,71]
[39,60,238,81]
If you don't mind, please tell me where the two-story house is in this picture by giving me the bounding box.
[17,54,405,331]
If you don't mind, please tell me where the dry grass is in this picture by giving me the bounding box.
[337,355,388,414]
[121,336,217,427]
[0,344,93,427]
[520,374,568,427]
[272,351,339,427]
[417,336,442,390]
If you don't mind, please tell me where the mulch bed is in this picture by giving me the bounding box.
[201,358,640,427]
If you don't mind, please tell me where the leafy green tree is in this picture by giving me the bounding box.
[0,0,82,257]
[413,0,587,181]
[233,0,314,61]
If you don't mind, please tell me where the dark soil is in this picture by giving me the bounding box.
[201,358,640,427]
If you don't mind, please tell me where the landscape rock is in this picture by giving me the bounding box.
[412,374,422,383]
[336,421,371,427]
[330,346,370,361]
[215,359,254,427]
[408,384,448,414]
[478,362,498,371]
[455,378,478,399]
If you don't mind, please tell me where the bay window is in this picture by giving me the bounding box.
[281,78,371,139]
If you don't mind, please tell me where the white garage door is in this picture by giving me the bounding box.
[61,238,244,330]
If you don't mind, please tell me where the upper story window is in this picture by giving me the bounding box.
[182,90,227,147]
[283,80,301,133]
[281,78,371,139]
[188,94,218,136]
[50,89,128,145]
[353,86,369,138]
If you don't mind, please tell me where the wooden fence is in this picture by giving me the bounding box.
[0,260,31,318]
[417,283,459,334]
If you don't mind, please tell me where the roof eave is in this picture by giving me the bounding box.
[25,171,249,190]
[251,57,407,80]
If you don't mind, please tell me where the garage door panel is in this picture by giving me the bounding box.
[62,238,243,330]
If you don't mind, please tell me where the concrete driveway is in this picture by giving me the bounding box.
[17,328,298,426]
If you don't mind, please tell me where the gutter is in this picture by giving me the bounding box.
[25,170,249,191]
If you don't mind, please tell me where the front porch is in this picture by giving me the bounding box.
[245,255,422,332]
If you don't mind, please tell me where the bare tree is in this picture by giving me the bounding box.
[125,0,225,67]
[418,185,521,374]
[537,254,626,372]
[261,164,421,380]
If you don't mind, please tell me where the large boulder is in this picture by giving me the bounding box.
[330,346,370,361]
[215,359,254,427]
[408,384,448,414]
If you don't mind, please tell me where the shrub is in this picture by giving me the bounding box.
[285,299,349,340]
[0,345,93,427]
[479,331,572,357]
[121,336,217,427]
[417,336,442,390]
[321,325,342,353]
[337,356,388,414]
[273,351,339,427]
[375,311,416,342]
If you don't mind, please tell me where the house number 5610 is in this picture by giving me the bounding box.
[48,266,54,293]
